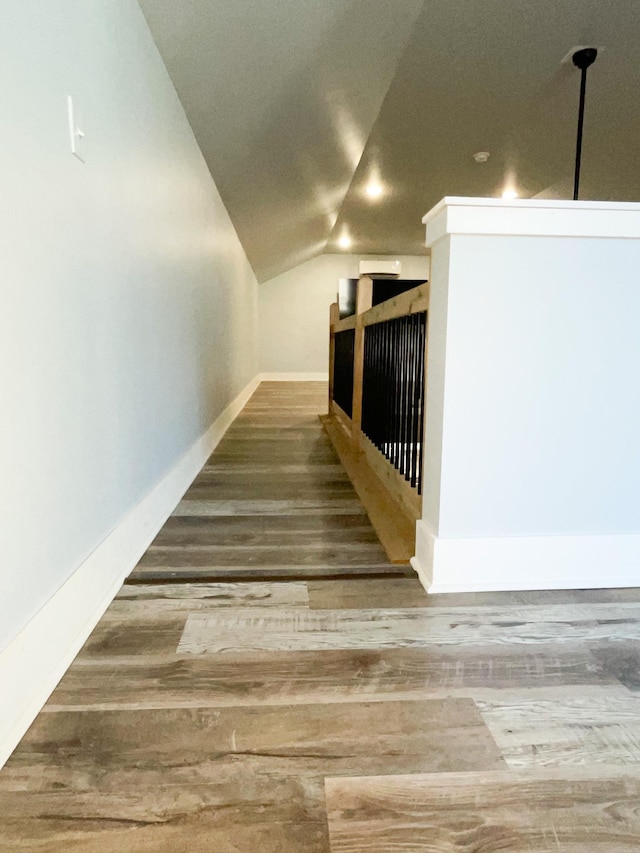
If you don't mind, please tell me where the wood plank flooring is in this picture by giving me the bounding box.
[325,768,640,852]
[3,382,640,851]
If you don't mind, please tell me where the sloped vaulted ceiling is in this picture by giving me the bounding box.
[138,0,640,281]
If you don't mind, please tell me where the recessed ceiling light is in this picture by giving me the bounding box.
[338,231,352,250]
[473,151,490,163]
[502,189,519,200]
[365,181,384,199]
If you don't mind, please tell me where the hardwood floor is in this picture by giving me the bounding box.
[130,384,408,583]
[325,768,640,852]
[3,381,640,851]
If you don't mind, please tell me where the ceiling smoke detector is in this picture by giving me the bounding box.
[473,151,490,163]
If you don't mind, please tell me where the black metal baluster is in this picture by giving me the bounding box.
[377,322,384,452]
[416,312,426,494]
[403,315,413,481]
[411,314,420,487]
[357,309,427,495]
[374,323,382,451]
[410,314,423,488]
[406,316,414,481]
[393,318,402,468]
[398,318,405,477]
[398,318,404,470]
[389,318,396,466]
[398,317,407,474]
[384,320,392,460]
[378,323,385,454]
[413,313,421,486]
[406,315,413,485]
[378,323,383,453]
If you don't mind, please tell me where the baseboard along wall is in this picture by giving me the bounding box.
[259,372,328,381]
[412,519,640,594]
[0,374,261,769]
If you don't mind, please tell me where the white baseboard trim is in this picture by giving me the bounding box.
[259,372,328,381]
[0,374,260,769]
[412,519,640,593]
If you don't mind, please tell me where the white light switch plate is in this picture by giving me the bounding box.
[67,95,86,162]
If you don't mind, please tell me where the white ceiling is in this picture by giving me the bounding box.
[138,0,640,281]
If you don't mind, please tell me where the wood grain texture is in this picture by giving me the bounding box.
[321,415,416,563]
[308,578,430,609]
[46,648,615,712]
[154,513,381,536]
[151,521,380,548]
[9,699,503,777]
[172,498,368,516]
[127,567,412,583]
[5,382,640,852]
[75,616,187,658]
[182,482,357,501]
[0,700,502,851]
[130,386,401,578]
[0,817,330,853]
[112,581,310,611]
[361,282,429,327]
[309,580,640,611]
[358,427,422,519]
[177,602,640,655]
[478,687,640,767]
[137,543,389,568]
[589,641,640,692]
[325,768,640,852]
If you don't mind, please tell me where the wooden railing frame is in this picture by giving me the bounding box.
[332,283,429,334]
[328,301,340,413]
[323,278,430,561]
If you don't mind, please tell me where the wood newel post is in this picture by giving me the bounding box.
[328,301,340,414]
[351,275,373,442]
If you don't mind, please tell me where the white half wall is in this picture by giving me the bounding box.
[0,0,258,760]
[414,197,640,592]
[258,253,430,374]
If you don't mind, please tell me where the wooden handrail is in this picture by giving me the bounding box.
[331,282,429,333]
[332,314,357,332]
[351,276,373,441]
[362,283,428,326]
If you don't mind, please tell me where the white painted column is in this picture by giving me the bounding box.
[413,197,640,593]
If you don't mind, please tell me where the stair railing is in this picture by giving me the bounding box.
[325,276,429,558]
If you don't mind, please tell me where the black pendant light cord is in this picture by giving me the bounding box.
[573,66,588,200]
[572,47,598,200]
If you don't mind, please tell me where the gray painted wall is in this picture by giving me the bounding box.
[0,0,258,651]
[259,254,429,373]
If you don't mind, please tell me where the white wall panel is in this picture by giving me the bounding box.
[0,0,258,651]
